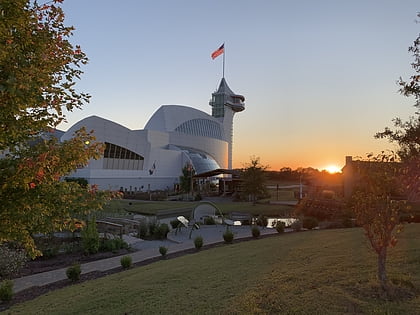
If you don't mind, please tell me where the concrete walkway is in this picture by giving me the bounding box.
[12,225,280,293]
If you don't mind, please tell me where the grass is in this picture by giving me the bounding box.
[100,199,194,216]
[99,199,294,219]
[266,188,297,201]
[8,224,420,314]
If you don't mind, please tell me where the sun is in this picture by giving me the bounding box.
[323,165,342,174]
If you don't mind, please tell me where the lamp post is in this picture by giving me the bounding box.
[190,165,194,200]
[299,173,303,200]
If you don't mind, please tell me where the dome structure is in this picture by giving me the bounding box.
[61,78,245,192]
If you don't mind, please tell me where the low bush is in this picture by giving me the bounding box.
[137,220,148,238]
[120,256,132,269]
[0,280,13,302]
[62,241,81,254]
[100,237,129,253]
[256,215,268,227]
[275,221,285,233]
[159,246,168,256]
[204,216,215,225]
[147,220,159,236]
[291,220,302,232]
[35,235,63,259]
[251,226,260,238]
[66,264,81,282]
[223,230,234,243]
[170,219,180,229]
[100,239,116,252]
[114,237,129,249]
[43,246,60,258]
[81,219,99,255]
[303,216,319,230]
[194,236,203,250]
[154,223,170,240]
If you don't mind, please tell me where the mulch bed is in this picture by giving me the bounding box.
[1,234,275,311]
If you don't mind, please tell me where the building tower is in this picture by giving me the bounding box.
[209,78,245,169]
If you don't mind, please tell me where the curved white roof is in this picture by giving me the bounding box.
[61,115,131,141]
[145,105,221,132]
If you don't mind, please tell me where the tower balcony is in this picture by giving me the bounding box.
[225,97,245,112]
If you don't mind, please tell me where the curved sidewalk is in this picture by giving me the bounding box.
[12,225,280,293]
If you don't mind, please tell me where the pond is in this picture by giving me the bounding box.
[231,217,297,228]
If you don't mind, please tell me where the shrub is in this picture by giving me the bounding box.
[251,226,260,238]
[137,220,148,238]
[303,216,319,230]
[194,236,203,250]
[114,237,129,250]
[159,246,168,256]
[100,239,117,252]
[291,220,302,232]
[170,219,180,229]
[295,197,346,222]
[100,237,129,253]
[147,220,158,236]
[66,264,81,282]
[81,218,99,255]
[120,255,132,269]
[223,230,234,243]
[43,246,59,258]
[275,221,285,234]
[0,245,27,279]
[204,216,215,225]
[256,215,268,227]
[154,223,170,240]
[0,280,13,302]
[62,241,81,254]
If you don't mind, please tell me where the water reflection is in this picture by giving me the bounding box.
[267,218,296,228]
[233,217,297,228]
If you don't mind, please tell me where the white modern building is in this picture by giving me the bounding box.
[61,78,245,192]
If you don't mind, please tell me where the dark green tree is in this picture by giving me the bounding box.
[179,163,195,194]
[241,156,268,204]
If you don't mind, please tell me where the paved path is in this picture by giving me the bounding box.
[12,225,281,293]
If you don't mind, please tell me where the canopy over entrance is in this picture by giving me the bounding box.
[194,168,240,178]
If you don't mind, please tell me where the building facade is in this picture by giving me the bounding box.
[61,78,245,192]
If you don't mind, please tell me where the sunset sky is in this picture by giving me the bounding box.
[59,0,419,171]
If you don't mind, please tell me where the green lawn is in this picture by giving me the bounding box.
[99,199,294,218]
[8,224,420,314]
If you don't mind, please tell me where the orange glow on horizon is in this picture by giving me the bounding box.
[322,165,342,174]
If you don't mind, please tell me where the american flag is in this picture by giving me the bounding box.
[211,44,224,59]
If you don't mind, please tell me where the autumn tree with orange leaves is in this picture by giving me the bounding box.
[351,13,419,293]
[0,0,118,257]
[351,153,408,291]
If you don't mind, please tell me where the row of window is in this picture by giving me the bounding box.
[104,142,144,160]
[210,95,225,118]
[175,118,224,140]
[103,142,144,170]
[103,158,144,170]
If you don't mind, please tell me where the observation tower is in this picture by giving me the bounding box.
[209,78,245,169]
